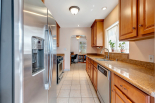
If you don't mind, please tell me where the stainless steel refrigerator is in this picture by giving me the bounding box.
[14,0,57,103]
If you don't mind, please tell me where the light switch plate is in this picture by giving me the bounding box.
[149,55,154,63]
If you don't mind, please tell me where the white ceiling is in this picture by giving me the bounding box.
[45,0,118,28]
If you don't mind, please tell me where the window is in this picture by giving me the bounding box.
[79,41,87,54]
[105,21,129,53]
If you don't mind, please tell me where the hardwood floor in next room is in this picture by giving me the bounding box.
[57,63,100,103]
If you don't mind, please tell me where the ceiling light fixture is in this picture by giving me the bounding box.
[69,6,80,15]
[102,7,107,10]
[78,25,79,27]
[76,35,81,39]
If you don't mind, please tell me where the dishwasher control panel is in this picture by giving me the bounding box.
[98,65,107,77]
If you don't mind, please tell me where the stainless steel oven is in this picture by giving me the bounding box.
[57,56,63,84]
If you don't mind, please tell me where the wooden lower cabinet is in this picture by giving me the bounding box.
[113,86,132,103]
[111,73,151,103]
[86,59,88,72]
[93,67,98,91]
[86,58,154,103]
[90,63,94,82]
[86,57,98,91]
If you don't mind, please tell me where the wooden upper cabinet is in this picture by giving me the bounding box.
[91,19,104,47]
[119,0,138,40]
[119,0,154,41]
[41,0,44,3]
[93,22,97,46]
[91,27,94,46]
[56,22,60,47]
[138,0,154,36]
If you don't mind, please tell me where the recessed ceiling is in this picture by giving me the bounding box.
[45,0,118,28]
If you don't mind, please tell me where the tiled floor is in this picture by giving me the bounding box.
[57,63,100,103]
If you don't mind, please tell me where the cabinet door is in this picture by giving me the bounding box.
[93,22,97,46]
[93,67,98,91]
[91,64,94,83]
[96,22,103,46]
[91,27,94,47]
[88,62,90,77]
[119,0,138,40]
[86,60,88,73]
[138,0,154,36]
[112,86,132,103]
[56,23,60,47]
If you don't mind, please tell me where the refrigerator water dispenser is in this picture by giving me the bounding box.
[32,36,44,75]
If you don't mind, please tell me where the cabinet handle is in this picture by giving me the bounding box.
[120,85,123,87]
[132,27,136,29]
[124,88,127,90]
[139,24,143,27]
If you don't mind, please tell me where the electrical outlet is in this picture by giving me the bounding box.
[149,55,154,63]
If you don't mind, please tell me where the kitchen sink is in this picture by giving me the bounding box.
[95,58,113,61]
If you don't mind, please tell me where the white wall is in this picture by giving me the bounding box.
[70,37,87,54]
[57,27,97,70]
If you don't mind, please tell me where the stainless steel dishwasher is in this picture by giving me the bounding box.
[97,64,111,103]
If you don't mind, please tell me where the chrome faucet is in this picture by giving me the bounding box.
[100,47,109,59]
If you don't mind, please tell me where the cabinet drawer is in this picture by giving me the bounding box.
[90,59,94,64]
[114,74,150,103]
[93,61,97,68]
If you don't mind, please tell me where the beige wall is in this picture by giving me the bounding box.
[129,39,154,62]
[97,5,119,54]
[57,27,97,70]
[98,5,154,62]
[104,5,119,30]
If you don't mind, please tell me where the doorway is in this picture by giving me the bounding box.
[70,35,87,64]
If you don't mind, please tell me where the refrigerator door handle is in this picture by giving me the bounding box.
[48,27,53,88]
[44,25,50,90]
[44,25,53,90]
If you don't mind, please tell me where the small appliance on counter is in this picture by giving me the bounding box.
[57,56,64,84]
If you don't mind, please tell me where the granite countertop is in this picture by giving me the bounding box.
[87,55,155,97]
[57,54,65,56]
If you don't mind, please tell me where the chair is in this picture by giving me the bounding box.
[71,54,78,64]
